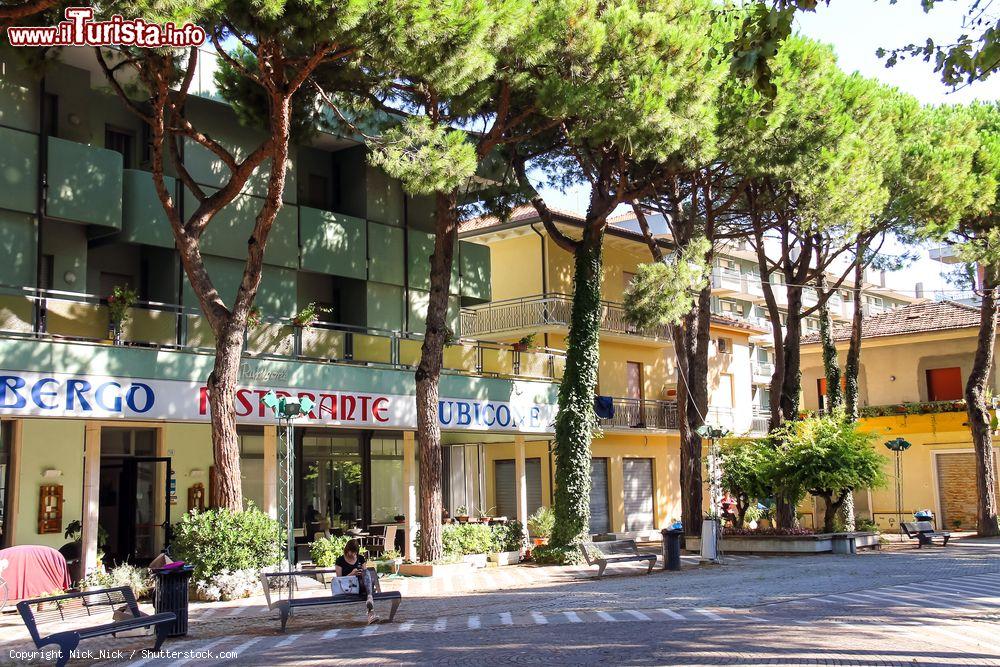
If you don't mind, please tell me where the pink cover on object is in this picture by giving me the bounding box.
[0,545,72,602]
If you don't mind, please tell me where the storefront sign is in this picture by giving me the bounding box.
[0,370,557,433]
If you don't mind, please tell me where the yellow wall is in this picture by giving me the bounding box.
[801,330,1000,411]
[161,422,216,524]
[482,433,680,534]
[488,233,545,301]
[13,418,86,549]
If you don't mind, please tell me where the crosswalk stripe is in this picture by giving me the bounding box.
[274,633,301,649]
[361,624,379,636]
[164,636,232,667]
[433,617,448,631]
[595,611,618,622]
[322,629,340,640]
[399,621,414,632]
[658,608,685,620]
[531,611,548,625]
[694,609,724,621]
[499,611,513,626]
[563,611,583,623]
[229,637,263,656]
[625,610,651,621]
[468,615,481,629]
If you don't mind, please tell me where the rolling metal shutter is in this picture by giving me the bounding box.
[494,459,542,520]
[623,458,654,531]
[589,458,611,535]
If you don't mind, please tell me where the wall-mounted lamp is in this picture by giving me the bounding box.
[63,271,77,285]
[68,113,81,126]
[889,375,896,382]
[43,468,62,478]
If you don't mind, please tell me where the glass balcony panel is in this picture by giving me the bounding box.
[353,333,392,364]
[185,315,215,349]
[442,343,478,372]
[46,300,107,339]
[246,323,295,357]
[122,308,177,346]
[301,328,346,359]
[518,351,551,378]
[0,294,34,334]
[398,338,422,367]
[481,348,515,375]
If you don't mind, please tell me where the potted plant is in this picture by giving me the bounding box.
[247,305,263,330]
[106,285,137,344]
[291,301,329,328]
[527,506,554,546]
[455,505,470,523]
[488,520,524,566]
[513,333,536,353]
[393,514,405,523]
[374,549,403,575]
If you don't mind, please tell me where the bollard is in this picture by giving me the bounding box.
[661,528,683,571]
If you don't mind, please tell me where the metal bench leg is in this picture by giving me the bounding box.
[50,636,80,667]
[153,624,169,652]
[646,559,655,574]
[942,535,950,546]
[597,562,607,579]
[278,603,291,632]
[388,598,401,622]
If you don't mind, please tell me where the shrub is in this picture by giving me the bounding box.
[531,544,583,565]
[310,535,366,567]
[527,506,554,539]
[490,521,525,553]
[193,569,261,601]
[172,505,281,580]
[81,563,153,599]
[443,523,493,555]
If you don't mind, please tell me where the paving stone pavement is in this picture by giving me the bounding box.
[3,538,999,665]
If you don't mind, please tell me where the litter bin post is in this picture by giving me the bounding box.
[153,565,194,637]
[661,529,683,571]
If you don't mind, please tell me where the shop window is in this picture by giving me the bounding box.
[238,428,265,512]
[370,437,403,524]
[100,427,155,457]
[926,367,963,402]
[298,431,363,532]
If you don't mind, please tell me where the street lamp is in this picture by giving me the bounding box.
[884,437,911,532]
[263,391,314,569]
[695,423,731,563]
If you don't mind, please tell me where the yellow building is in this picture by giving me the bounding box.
[800,300,999,533]
[461,206,765,537]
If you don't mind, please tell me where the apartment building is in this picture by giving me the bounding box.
[0,46,565,571]
[606,209,919,420]
[460,206,764,538]
[800,300,999,532]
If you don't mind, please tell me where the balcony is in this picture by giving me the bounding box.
[461,293,671,342]
[863,302,889,317]
[598,398,678,431]
[0,285,565,383]
[706,406,735,430]
[711,267,743,295]
[749,411,770,435]
[743,274,765,300]
[751,361,774,384]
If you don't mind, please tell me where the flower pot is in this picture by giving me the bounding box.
[463,553,488,568]
[394,515,405,523]
[457,515,470,523]
[488,551,520,566]
[532,537,548,547]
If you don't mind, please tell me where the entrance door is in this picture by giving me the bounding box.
[494,458,542,521]
[99,457,171,565]
[623,458,654,532]
[588,458,611,535]
[626,362,644,426]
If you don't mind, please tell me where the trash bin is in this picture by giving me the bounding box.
[661,528,683,571]
[153,565,194,637]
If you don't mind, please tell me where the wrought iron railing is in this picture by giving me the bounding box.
[0,284,566,382]
[597,397,679,430]
[461,293,671,340]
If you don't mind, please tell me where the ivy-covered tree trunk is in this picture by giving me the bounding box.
[774,287,805,529]
[844,247,865,421]
[414,192,459,561]
[550,219,604,547]
[817,276,843,412]
[965,263,1000,537]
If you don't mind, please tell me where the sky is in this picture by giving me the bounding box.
[537,0,999,301]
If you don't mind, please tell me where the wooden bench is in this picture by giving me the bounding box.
[17,587,175,667]
[261,568,401,632]
[901,521,951,547]
[579,540,656,578]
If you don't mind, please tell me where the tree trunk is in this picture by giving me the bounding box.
[817,275,843,413]
[414,191,458,561]
[774,288,805,530]
[822,492,845,533]
[550,218,604,547]
[207,326,246,509]
[964,263,1000,537]
[844,243,865,421]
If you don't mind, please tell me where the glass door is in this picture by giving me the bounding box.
[99,456,171,565]
[298,431,363,535]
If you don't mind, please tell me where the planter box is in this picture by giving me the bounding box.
[463,553,488,568]
[398,561,471,578]
[686,531,880,555]
[488,551,520,566]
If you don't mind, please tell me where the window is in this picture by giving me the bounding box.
[105,126,134,169]
[756,347,770,363]
[818,377,847,411]
[305,173,331,210]
[716,337,732,354]
[926,367,964,402]
[238,428,266,513]
[99,272,135,298]
[719,300,739,315]
[626,362,644,401]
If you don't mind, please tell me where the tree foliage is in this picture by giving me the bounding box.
[719,438,773,528]
[623,237,711,329]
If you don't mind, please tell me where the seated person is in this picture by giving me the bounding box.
[335,539,378,624]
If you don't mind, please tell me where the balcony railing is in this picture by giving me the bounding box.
[706,405,735,429]
[0,285,566,382]
[598,398,678,431]
[752,361,774,380]
[749,412,770,435]
[461,293,671,340]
